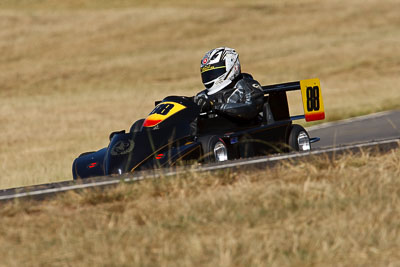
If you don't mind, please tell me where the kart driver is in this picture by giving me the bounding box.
[194,47,264,121]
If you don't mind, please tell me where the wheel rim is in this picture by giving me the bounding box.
[297,131,310,151]
[213,141,228,162]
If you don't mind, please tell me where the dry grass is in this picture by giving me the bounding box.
[1,149,399,266]
[1,0,400,188]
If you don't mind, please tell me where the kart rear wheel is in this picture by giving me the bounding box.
[288,124,311,152]
[199,135,228,163]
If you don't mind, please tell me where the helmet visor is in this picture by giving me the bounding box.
[201,63,226,85]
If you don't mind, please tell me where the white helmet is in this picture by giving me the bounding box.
[200,47,241,95]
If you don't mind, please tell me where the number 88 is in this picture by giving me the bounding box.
[306,86,320,112]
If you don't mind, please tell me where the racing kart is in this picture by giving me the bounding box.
[73,78,325,179]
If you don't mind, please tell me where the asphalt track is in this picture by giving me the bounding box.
[308,110,400,148]
[1,110,399,202]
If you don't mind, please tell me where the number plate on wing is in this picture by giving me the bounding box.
[300,78,325,121]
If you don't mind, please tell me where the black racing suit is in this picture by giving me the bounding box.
[194,73,264,121]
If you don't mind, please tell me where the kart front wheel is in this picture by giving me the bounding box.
[199,135,228,163]
[288,124,311,152]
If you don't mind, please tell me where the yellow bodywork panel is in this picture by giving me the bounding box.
[143,101,186,127]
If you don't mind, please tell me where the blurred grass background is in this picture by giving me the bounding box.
[1,0,399,188]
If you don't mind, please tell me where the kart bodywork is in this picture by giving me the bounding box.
[73,78,325,179]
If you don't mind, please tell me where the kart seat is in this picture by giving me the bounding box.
[262,99,275,125]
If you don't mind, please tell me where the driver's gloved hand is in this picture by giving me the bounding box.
[195,93,212,113]
[213,102,223,112]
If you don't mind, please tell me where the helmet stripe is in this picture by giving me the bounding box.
[201,65,226,74]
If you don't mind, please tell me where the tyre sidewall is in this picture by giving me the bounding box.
[288,124,309,151]
[198,135,226,163]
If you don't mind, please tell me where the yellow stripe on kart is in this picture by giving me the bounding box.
[143,101,186,127]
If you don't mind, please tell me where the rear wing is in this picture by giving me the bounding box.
[262,78,325,122]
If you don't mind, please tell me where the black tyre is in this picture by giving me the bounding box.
[287,124,311,151]
[198,135,228,163]
[129,118,145,133]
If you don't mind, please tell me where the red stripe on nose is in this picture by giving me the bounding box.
[143,119,162,127]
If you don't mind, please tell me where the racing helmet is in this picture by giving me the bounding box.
[200,47,241,95]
